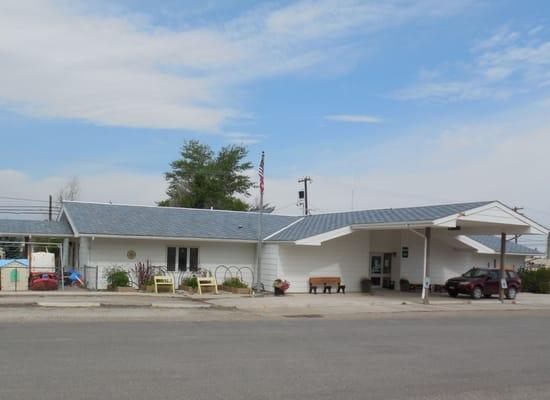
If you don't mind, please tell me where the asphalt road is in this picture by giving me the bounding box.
[1,311,549,400]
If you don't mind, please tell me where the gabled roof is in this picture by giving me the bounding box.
[62,202,299,241]
[267,201,492,241]
[0,219,73,237]
[0,259,29,268]
[469,235,544,256]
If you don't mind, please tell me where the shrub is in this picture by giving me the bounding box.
[223,277,248,288]
[519,268,550,294]
[132,261,155,288]
[181,276,198,289]
[105,267,130,289]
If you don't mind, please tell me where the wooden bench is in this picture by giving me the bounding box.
[154,276,175,294]
[196,276,218,295]
[309,277,345,294]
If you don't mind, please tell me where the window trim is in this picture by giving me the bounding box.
[165,245,200,272]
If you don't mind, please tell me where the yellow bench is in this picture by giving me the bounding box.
[196,276,218,295]
[154,276,175,294]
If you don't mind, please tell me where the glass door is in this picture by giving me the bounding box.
[370,254,382,288]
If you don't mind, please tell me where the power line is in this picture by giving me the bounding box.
[0,196,50,203]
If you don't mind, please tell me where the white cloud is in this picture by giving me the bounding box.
[396,26,550,102]
[0,0,469,131]
[0,170,167,217]
[325,114,383,123]
[223,132,266,145]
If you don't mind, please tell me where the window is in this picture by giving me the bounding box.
[487,270,499,280]
[178,248,187,271]
[506,271,517,279]
[166,247,199,272]
[190,248,199,271]
[166,247,177,271]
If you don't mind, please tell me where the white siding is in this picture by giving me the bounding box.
[88,238,255,289]
[260,243,280,291]
[400,230,527,285]
[459,205,527,226]
[278,231,370,292]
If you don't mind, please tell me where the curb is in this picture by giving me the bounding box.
[0,302,212,309]
[37,302,101,308]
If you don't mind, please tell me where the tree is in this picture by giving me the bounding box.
[159,140,254,211]
[249,201,275,213]
[56,177,80,204]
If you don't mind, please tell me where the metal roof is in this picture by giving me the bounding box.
[469,235,544,255]
[0,219,73,237]
[267,201,492,241]
[62,202,299,241]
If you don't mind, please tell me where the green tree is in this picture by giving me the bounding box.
[159,140,254,211]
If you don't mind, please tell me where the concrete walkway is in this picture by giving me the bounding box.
[199,290,550,317]
[1,289,550,317]
[0,289,208,309]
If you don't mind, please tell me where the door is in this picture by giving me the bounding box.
[370,254,382,288]
[485,270,500,295]
[370,253,393,289]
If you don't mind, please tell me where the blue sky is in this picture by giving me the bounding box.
[0,0,549,248]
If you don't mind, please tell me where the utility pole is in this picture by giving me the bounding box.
[499,232,506,302]
[49,195,53,221]
[512,206,524,244]
[298,176,312,216]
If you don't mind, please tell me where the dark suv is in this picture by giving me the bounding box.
[444,268,521,300]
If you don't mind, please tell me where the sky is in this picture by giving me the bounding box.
[0,0,549,250]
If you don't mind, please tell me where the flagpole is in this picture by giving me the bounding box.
[254,151,265,295]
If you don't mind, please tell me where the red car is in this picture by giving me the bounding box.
[444,268,521,300]
[29,272,59,290]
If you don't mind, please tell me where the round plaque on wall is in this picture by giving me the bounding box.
[127,250,136,260]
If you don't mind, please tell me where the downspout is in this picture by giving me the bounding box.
[409,228,428,304]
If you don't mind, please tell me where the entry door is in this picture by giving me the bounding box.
[370,253,392,289]
[370,254,383,287]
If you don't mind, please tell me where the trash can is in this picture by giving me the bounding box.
[360,278,372,293]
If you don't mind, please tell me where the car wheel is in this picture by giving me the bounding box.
[471,286,483,300]
[506,287,517,300]
[448,291,458,298]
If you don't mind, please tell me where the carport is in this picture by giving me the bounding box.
[391,202,549,303]
[0,219,75,290]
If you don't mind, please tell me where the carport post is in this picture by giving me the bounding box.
[499,232,506,302]
[423,227,432,305]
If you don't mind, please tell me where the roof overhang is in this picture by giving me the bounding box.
[79,233,258,243]
[292,201,548,246]
[433,201,549,235]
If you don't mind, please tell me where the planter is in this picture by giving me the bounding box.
[180,285,197,294]
[399,279,410,292]
[116,286,137,293]
[274,287,285,296]
[222,285,252,295]
[140,284,155,293]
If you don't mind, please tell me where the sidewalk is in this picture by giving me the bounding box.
[0,289,209,309]
[1,289,550,317]
[198,290,550,317]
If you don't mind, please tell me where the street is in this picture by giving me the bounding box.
[0,311,549,399]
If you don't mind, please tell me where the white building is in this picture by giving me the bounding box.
[0,200,546,293]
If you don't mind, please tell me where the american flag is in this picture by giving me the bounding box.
[259,151,265,194]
